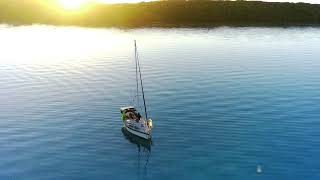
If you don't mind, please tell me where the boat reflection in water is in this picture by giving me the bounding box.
[121,127,152,152]
[121,127,152,177]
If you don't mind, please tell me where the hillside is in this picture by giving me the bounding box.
[0,0,320,27]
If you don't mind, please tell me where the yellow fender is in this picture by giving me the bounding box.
[147,119,153,128]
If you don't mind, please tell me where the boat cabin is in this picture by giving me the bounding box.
[120,106,136,114]
[120,106,142,121]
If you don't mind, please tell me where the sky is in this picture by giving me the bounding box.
[57,0,320,9]
[257,0,319,3]
[96,0,319,4]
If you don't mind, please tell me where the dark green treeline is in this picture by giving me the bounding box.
[1,0,320,27]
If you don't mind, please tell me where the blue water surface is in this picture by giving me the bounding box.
[0,25,320,180]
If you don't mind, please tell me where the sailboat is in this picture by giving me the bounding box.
[120,40,153,140]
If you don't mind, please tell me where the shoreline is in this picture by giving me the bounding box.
[2,22,320,29]
[1,1,320,28]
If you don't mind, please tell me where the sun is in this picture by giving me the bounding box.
[57,0,89,10]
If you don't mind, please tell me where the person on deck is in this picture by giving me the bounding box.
[137,113,142,119]
[136,113,141,122]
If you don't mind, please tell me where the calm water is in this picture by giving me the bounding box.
[0,25,320,179]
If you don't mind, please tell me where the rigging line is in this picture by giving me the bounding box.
[134,40,140,107]
[136,41,148,120]
[130,89,133,105]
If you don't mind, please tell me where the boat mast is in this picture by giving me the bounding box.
[134,40,139,107]
[135,40,148,120]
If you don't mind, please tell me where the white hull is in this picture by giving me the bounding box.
[124,125,151,140]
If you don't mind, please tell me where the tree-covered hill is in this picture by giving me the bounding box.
[0,0,320,27]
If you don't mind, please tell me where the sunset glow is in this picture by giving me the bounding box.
[57,0,89,10]
[56,0,319,10]
[56,0,154,10]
